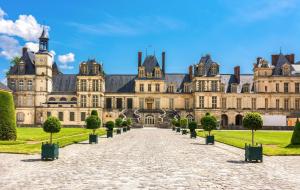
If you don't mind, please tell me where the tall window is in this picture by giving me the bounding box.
[81,112,86,121]
[231,84,237,93]
[27,80,32,91]
[237,98,242,109]
[212,96,217,109]
[251,98,256,110]
[116,98,123,109]
[220,84,225,92]
[19,80,24,91]
[184,98,190,109]
[184,84,189,93]
[265,98,268,109]
[168,85,174,93]
[199,96,204,108]
[47,112,51,117]
[221,98,226,109]
[127,98,133,109]
[276,99,280,110]
[276,83,279,92]
[283,66,290,76]
[81,95,87,107]
[92,95,99,108]
[17,112,25,122]
[155,98,160,109]
[199,81,205,92]
[81,80,87,91]
[106,98,112,109]
[155,70,160,78]
[211,65,218,75]
[10,80,16,90]
[140,84,144,92]
[284,98,289,110]
[70,112,75,121]
[284,83,289,93]
[58,112,64,121]
[92,80,99,92]
[139,98,144,109]
[211,81,217,92]
[295,83,300,93]
[295,99,300,110]
[242,84,249,93]
[169,98,174,109]
[148,84,152,92]
[155,84,160,92]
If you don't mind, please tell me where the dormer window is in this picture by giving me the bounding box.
[231,84,237,93]
[168,85,174,93]
[198,65,205,76]
[82,65,87,74]
[210,64,218,75]
[220,83,225,92]
[282,65,290,76]
[93,65,99,75]
[184,83,189,93]
[242,84,250,93]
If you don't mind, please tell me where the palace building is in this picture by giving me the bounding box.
[6,29,300,128]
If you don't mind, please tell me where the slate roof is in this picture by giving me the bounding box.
[194,54,219,76]
[52,74,77,92]
[221,74,253,93]
[165,74,191,92]
[105,75,136,93]
[79,59,104,76]
[40,27,49,39]
[273,54,290,75]
[0,82,11,91]
[8,50,35,75]
[142,55,160,74]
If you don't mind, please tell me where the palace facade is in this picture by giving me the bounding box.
[6,29,300,128]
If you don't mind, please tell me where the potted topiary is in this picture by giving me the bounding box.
[126,118,132,131]
[171,118,177,131]
[115,118,123,134]
[175,120,181,133]
[243,112,263,162]
[106,121,114,138]
[180,118,188,135]
[41,116,61,160]
[291,118,300,145]
[201,113,217,145]
[85,112,101,144]
[188,121,197,138]
[122,120,128,132]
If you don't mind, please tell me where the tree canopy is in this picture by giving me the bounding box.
[85,115,101,134]
[243,112,263,131]
[180,118,188,128]
[115,118,123,128]
[291,119,300,145]
[106,121,115,131]
[188,121,198,131]
[201,113,217,134]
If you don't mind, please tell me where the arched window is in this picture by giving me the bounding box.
[235,114,243,126]
[186,115,194,123]
[221,114,228,128]
[17,112,25,122]
[27,80,32,91]
[19,80,24,91]
[60,97,67,101]
[48,97,56,101]
[71,97,77,102]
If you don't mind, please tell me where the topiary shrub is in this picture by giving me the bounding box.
[180,118,188,129]
[43,116,61,144]
[115,118,123,128]
[171,118,177,126]
[85,115,101,135]
[188,121,197,131]
[126,118,132,126]
[291,118,300,145]
[0,90,17,141]
[243,112,263,146]
[201,113,217,136]
[122,120,128,127]
[106,121,115,131]
[91,110,98,116]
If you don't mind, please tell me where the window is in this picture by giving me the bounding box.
[199,96,204,108]
[81,95,87,107]
[70,112,75,121]
[81,80,87,91]
[220,84,225,93]
[276,99,280,110]
[168,85,174,93]
[199,81,205,92]
[284,98,289,110]
[212,96,217,109]
[237,98,242,109]
[283,66,290,76]
[139,98,144,109]
[221,98,226,109]
[58,112,64,121]
[211,81,217,92]
[106,98,112,109]
[284,83,289,93]
[265,86,268,92]
[140,84,144,92]
[116,98,123,109]
[93,95,99,108]
[81,112,86,121]
[155,70,160,78]
[148,84,152,92]
[155,98,160,109]
[251,98,256,110]
[27,80,32,91]
[71,97,77,102]
[265,98,268,109]
[47,112,51,117]
[10,80,16,90]
[60,97,67,101]
[19,80,24,91]
[82,65,87,74]
[93,80,99,92]
[17,112,25,122]
[184,98,189,109]
[295,83,300,93]
[276,83,279,92]
[198,65,205,75]
[242,84,249,93]
[169,98,174,109]
[127,98,133,109]
[231,84,237,93]
[295,99,300,110]
[211,65,218,75]
[184,84,189,93]
[155,84,160,92]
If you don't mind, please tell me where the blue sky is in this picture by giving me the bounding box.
[1,0,300,83]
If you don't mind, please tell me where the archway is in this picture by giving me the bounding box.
[145,115,155,125]
[221,114,228,127]
[235,114,243,126]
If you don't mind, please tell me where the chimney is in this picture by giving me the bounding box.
[286,54,295,64]
[256,57,262,64]
[234,66,240,84]
[189,65,193,80]
[22,47,28,56]
[138,51,142,67]
[162,51,165,74]
[271,54,279,66]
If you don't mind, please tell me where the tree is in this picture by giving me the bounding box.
[126,118,132,126]
[291,118,300,145]
[0,90,17,140]
[91,110,98,116]
[180,118,188,128]
[43,116,61,144]
[106,121,115,131]
[115,118,123,128]
[188,121,197,131]
[243,112,263,146]
[122,120,128,127]
[171,118,178,126]
[10,56,22,66]
[85,115,101,135]
[201,113,217,136]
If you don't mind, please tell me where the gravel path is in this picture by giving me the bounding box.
[0,128,300,190]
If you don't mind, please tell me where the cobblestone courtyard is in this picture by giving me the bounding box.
[0,128,300,190]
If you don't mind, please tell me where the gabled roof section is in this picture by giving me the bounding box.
[142,55,160,74]
[165,73,191,92]
[52,74,77,92]
[105,74,136,93]
[194,54,219,76]
[221,74,253,93]
[272,53,292,75]
[8,50,35,75]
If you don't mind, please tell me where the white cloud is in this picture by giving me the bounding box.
[25,42,39,52]
[0,7,47,41]
[0,35,21,59]
[58,53,75,70]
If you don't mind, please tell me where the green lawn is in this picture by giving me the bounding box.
[197,130,300,156]
[0,128,106,154]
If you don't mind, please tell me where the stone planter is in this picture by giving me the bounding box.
[123,127,127,132]
[89,134,98,144]
[205,135,214,145]
[172,127,175,131]
[190,130,197,138]
[245,144,263,162]
[107,130,113,138]
[116,128,122,134]
[176,127,181,133]
[182,129,187,135]
[41,143,59,160]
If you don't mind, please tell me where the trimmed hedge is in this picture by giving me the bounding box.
[291,119,300,145]
[0,90,17,140]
